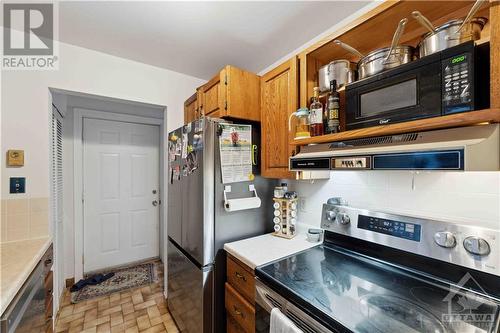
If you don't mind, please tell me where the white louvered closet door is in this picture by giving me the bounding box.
[51,112,63,227]
[51,107,64,312]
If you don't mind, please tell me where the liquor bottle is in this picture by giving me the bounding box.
[325,80,340,134]
[309,87,324,136]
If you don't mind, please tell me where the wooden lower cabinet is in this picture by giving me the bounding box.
[225,283,255,332]
[225,254,256,333]
[227,256,255,304]
[227,314,247,333]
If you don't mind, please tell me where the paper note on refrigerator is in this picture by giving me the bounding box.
[219,124,252,184]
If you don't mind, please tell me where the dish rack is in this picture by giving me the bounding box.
[272,198,298,239]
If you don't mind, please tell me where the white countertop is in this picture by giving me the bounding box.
[224,228,321,270]
[0,237,52,315]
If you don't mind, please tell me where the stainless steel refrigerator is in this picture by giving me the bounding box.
[167,118,275,333]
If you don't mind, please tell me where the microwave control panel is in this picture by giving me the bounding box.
[442,51,473,114]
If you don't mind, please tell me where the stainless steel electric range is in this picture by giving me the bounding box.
[255,199,500,333]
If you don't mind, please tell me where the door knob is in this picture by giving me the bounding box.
[152,200,158,207]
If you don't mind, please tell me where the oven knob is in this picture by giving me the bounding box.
[337,213,350,225]
[434,231,456,248]
[325,210,336,221]
[463,236,490,256]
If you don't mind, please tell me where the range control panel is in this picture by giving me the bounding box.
[320,202,500,276]
[357,214,421,242]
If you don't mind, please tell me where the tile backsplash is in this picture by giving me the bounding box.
[0,197,49,242]
[291,171,500,230]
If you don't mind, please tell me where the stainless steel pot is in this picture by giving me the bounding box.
[358,45,414,79]
[412,0,487,58]
[318,60,356,92]
[335,18,414,80]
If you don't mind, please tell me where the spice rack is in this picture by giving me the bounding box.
[272,198,298,239]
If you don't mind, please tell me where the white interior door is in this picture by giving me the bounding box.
[83,118,160,273]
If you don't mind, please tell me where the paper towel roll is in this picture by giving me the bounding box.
[224,196,261,212]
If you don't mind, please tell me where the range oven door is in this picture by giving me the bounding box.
[346,61,442,130]
[255,279,335,333]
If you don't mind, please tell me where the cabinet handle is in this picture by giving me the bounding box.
[233,306,244,317]
[235,272,246,282]
[44,258,52,266]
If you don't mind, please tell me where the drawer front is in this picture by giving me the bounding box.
[225,283,255,333]
[42,244,54,276]
[227,257,255,304]
[227,314,246,333]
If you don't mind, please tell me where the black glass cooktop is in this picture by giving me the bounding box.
[256,245,500,333]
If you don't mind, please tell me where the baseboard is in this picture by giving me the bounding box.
[65,277,75,288]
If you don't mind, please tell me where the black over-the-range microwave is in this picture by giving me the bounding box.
[345,41,490,130]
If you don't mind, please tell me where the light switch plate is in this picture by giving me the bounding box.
[10,177,26,194]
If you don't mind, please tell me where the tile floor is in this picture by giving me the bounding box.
[55,262,179,333]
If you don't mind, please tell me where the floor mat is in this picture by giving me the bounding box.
[71,261,158,303]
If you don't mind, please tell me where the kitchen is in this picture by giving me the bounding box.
[1,1,499,333]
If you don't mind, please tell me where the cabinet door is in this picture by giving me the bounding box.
[225,65,260,122]
[203,72,224,116]
[260,57,298,179]
[196,87,204,118]
[184,92,197,124]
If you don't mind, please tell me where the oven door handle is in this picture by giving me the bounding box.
[255,282,285,313]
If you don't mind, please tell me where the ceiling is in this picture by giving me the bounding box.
[58,1,369,80]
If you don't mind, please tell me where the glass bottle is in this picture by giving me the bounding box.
[309,87,324,136]
[325,80,340,134]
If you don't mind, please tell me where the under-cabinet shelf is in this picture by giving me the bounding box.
[291,108,500,146]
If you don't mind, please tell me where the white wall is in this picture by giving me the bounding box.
[1,41,204,309]
[292,171,500,230]
[1,41,205,199]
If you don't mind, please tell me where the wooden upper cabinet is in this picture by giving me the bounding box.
[203,72,223,117]
[260,57,298,179]
[184,92,197,125]
[201,65,260,121]
[196,87,204,118]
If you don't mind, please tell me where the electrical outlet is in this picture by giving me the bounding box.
[299,197,308,213]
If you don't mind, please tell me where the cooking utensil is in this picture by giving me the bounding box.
[318,60,355,92]
[333,40,364,58]
[334,19,413,79]
[383,18,408,64]
[411,11,435,34]
[358,18,414,79]
[413,0,487,58]
[457,0,485,33]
